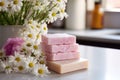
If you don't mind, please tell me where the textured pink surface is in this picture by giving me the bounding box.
[46,52,80,61]
[42,42,79,53]
[42,33,76,45]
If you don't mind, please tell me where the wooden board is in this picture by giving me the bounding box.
[47,58,88,74]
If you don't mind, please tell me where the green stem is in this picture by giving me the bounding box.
[2,12,9,24]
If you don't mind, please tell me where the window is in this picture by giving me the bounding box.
[103,0,120,9]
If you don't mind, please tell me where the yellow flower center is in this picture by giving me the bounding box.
[27,34,33,38]
[21,48,26,52]
[43,27,47,31]
[13,0,19,5]
[8,4,12,9]
[36,25,40,28]
[29,62,34,68]
[35,1,40,6]
[33,45,38,50]
[0,52,3,56]
[57,0,61,2]
[36,34,40,39]
[26,43,32,47]
[31,26,34,29]
[52,12,56,17]
[39,60,45,64]
[18,66,24,71]
[15,57,21,62]
[28,20,33,24]
[0,1,5,6]
[38,68,44,74]
[61,9,65,13]
[5,66,10,69]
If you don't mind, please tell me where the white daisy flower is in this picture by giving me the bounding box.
[25,24,41,34]
[0,61,12,74]
[10,0,23,12]
[33,64,50,77]
[33,0,42,11]
[28,44,42,58]
[24,41,33,49]
[40,23,48,34]
[35,23,42,32]
[32,44,39,51]
[52,0,66,10]
[20,46,28,55]
[39,58,46,65]
[14,61,27,73]
[24,19,37,28]
[21,33,36,41]
[35,33,42,44]
[7,3,14,13]
[32,50,42,58]
[21,41,41,57]
[9,52,26,64]
[26,57,37,70]
[21,31,37,42]
[22,21,41,41]
[58,8,68,20]
[21,41,33,55]
[0,0,9,11]
[47,9,59,23]
[39,52,46,60]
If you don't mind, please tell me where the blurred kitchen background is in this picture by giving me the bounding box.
[48,0,120,49]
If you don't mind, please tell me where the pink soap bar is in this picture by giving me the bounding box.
[46,52,80,61]
[42,33,76,45]
[41,42,79,53]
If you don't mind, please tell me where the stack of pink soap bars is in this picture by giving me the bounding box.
[41,33,80,61]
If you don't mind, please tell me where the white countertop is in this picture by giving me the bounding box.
[0,45,120,80]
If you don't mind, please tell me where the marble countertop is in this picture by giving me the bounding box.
[0,45,120,80]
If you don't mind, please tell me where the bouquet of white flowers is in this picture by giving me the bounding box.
[0,0,67,25]
[0,0,67,76]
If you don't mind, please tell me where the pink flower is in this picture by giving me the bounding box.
[3,37,24,56]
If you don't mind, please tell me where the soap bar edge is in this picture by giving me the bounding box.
[47,58,88,74]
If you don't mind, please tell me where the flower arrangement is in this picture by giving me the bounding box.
[0,0,68,76]
[0,0,68,25]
